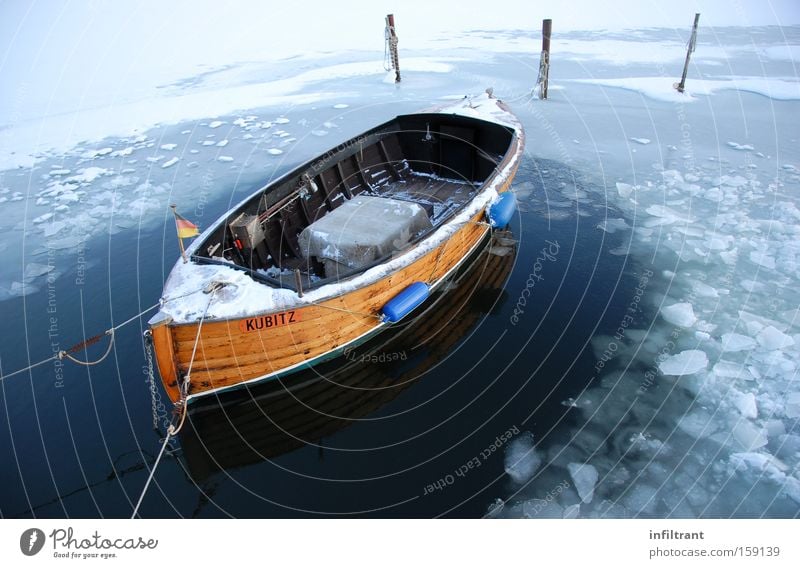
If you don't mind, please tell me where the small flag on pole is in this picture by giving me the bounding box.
[170,205,199,263]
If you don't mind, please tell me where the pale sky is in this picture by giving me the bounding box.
[0,0,798,121]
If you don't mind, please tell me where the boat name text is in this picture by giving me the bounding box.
[239,310,300,333]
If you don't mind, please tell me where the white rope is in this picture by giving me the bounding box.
[129,286,219,518]
[61,330,115,366]
[0,356,59,382]
[173,283,220,435]
[130,425,175,519]
[0,303,159,382]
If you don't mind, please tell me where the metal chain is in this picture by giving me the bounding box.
[143,331,169,433]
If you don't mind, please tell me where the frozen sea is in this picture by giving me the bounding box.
[0,25,799,518]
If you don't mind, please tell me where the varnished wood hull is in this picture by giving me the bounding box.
[152,196,509,404]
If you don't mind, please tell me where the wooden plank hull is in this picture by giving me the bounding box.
[152,195,507,404]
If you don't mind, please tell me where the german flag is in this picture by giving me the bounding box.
[173,208,199,239]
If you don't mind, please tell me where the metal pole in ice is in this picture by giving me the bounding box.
[675,13,700,93]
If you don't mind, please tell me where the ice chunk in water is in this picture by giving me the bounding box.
[659,350,708,375]
[785,393,800,419]
[756,326,794,350]
[677,409,718,438]
[713,360,751,380]
[630,137,651,145]
[660,302,696,327]
[645,205,694,224]
[732,421,768,451]
[161,157,179,168]
[689,279,719,298]
[622,483,658,515]
[24,263,53,281]
[522,499,564,519]
[597,218,629,233]
[485,498,504,518]
[727,141,754,151]
[504,433,542,484]
[720,333,757,352]
[567,463,598,504]
[734,392,758,419]
[615,182,634,199]
[749,251,776,269]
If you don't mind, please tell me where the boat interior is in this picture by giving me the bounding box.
[193,111,515,291]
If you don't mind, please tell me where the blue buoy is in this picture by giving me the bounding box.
[381,282,430,323]
[487,191,516,228]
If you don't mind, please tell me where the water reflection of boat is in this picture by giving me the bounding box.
[149,93,523,405]
[181,235,516,480]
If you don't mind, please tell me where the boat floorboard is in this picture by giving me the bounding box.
[375,172,477,225]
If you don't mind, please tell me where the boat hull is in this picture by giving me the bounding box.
[152,195,510,403]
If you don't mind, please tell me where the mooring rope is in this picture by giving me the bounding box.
[130,284,220,518]
[61,330,116,366]
[130,427,175,519]
[0,303,160,382]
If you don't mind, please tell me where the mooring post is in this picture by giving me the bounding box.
[537,19,552,99]
[386,13,401,83]
[676,13,700,93]
[294,269,304,298]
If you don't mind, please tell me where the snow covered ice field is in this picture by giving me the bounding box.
[1,3,799,518]
[491,27,800,518]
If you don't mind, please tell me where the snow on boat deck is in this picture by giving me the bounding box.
[155,93,521,324]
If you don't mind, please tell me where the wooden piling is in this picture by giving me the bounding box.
[386,14,401,83]
[537,19,552,99]
[294,269,304,297]
[675,13,700,93]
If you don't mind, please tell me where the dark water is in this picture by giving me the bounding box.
[0,143,644,518]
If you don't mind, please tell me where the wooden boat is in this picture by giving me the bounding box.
[148,93,524,405]
[181,236,517,480]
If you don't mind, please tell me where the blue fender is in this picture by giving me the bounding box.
[381,282,430,323]
[487,191,516,228]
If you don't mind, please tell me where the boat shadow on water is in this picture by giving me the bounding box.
[180,234,517,482]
